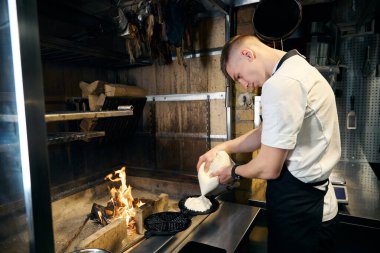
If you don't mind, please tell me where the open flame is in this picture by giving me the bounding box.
[104,166,144,228]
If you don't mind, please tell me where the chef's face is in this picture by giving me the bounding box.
[226,49,263,91]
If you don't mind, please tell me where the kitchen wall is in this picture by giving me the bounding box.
[41,0,380,192]
[116,15,227,175]
[337,34,380,164]
[234,1,380,167]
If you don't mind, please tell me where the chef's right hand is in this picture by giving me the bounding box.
[197,146,225,173]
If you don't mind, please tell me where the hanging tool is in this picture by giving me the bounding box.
[347,95,357,130]
[362,45,371,78]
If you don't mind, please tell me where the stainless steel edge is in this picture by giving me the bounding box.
[146,92,225,102]
[233,0,261,7]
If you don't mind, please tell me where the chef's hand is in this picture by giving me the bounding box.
[196,146,225,172]
[210,165,233,184]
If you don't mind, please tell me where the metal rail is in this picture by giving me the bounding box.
[146,92,225,102]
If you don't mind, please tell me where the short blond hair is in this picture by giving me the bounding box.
[220,35,256,82]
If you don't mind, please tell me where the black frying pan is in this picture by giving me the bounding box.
[178,195,220,217]
[142,195,219,238]
[118,193,225,252]
[253,0,302,42]
[118,211,192,252]
[142,194,219,238]
[144,211,192,236]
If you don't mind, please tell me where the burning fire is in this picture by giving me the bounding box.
[103,166,144,228]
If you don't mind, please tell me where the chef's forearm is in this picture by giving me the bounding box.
[219,127,262,154]
[235,144,288,180]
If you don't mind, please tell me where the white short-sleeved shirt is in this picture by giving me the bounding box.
[261,54,341,221]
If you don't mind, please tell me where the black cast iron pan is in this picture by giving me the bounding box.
[142,194,219,238]
[253,0,302,42]
[144,211,192,236]
[118,186,234,252]
[137,196,218,242]
[178,195,220,217]
[118,211,192,252]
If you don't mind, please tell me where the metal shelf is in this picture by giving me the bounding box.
[47,131,105,144]
[2,110,134,123]
[0,132,107,150]
[45,110,133,122]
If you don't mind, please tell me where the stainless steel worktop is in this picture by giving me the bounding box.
[248,161,380,228]
[130,201,260,253]
[331,161,380,227]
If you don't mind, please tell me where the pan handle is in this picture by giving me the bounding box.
[226,180,240,191]
[211,180,240,201]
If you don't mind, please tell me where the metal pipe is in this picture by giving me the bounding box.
[146,92,225,102]
[225,9,233,140]
[8,0,55,252]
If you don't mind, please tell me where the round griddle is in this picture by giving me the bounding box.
[119,211,193,252]
[139,195,219,246]
[178,195,220,216]
[144,211,192,236]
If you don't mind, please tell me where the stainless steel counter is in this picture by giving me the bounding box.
[248,161,380,228]
[331,161,380,228]
[130,201,260,253]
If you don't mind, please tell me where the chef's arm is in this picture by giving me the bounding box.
[197,126,262,171]
[234,144,288,180]
[220,126,262,154]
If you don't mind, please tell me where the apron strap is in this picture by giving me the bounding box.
[307,178,329,187]
[274,49,303,73]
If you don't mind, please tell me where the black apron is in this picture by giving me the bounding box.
[266,50,329,253]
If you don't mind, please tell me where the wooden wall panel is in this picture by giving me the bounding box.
[236,110,254,121]
[207,55,225,92]
[171,62,189,94]
[236,5,255,35]
[192,16,225,51]
[142,103,153,133]
[112,16,228,175]
[180,101,207,133]
[43,62,116,99]
[155,102,180,132]
[43,62,65,97]
[116,17,226,96]
[155,63,175,94]
[236,6,255,25]
[154,138,208,174]
[154,101,209,134]
[156,139,181,171]
[118,66,157,94]
[210,99,226,135]
[181,139,208,174]
[234,4,256,171]
[188,57,209,93]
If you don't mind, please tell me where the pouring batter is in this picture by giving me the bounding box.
[197,35,341,253]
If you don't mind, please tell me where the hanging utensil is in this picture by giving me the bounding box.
[347,95,357,130]
[362,45,371,78]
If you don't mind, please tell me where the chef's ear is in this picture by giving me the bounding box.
[241,49,255,62]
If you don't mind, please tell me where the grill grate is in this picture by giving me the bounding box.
[144,212,191,234]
